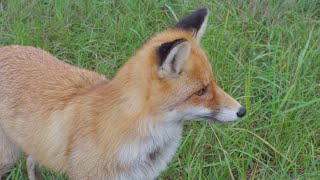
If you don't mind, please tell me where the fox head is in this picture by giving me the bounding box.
[113,8,246,123]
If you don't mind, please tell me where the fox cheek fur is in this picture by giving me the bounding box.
[0,8,246,180]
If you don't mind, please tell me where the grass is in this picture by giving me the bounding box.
[0,0,319,179]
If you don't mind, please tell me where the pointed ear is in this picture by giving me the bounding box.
[157,39,191,78]
[174,8,209,44]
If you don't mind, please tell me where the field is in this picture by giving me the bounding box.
[0,0,319,179]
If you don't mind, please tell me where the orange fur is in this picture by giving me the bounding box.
[0,8,244,179]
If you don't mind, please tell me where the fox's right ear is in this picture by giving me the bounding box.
[174,8,209,44]
[157,38,191,78]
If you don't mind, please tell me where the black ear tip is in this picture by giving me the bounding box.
[174,8,209,30]
[196,8,209,16]
[188,8,209,19]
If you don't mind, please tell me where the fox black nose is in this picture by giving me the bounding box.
[237,107,246,118]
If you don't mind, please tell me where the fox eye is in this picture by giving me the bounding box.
[195,86,208,96]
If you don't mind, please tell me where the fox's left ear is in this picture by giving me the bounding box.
[157,38,191,78]
[174,8,209,44]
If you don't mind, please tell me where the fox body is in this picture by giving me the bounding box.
[0,8,245,179]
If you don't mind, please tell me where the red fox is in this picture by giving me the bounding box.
[0,8,246,179]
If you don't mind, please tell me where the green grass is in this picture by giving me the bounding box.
[1,0,319,179]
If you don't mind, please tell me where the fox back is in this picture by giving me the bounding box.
[0,8,246,179]
[0,45,107,171]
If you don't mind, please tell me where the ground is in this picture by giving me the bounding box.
[0,0,319,179]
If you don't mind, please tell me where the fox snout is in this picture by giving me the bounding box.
[181,87,246,123]
[211,87,246,123]
[192,103,246,123]
[213,106,246,123]
[194,106,246,124]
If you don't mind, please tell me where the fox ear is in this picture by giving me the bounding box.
[174,8,209,44]
[157,38,191,78]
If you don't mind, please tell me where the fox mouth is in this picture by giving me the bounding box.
[195,114,233,124]
[181,107,245,123]
[195,112,240,124]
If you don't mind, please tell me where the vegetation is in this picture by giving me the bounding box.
[0,0,319,179]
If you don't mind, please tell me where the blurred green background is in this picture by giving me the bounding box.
[0,0,319,179]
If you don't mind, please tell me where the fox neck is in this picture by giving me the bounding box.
[117,118,183,179]
[80,58,183,177]
[90,70,183,139]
